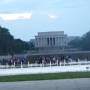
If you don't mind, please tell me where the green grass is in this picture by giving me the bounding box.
[0,72,90,82]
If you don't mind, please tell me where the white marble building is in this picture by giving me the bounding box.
[35,31,68,48]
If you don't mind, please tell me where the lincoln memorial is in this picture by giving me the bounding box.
[35,31,68,48]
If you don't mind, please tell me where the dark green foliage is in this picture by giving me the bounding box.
[0,26,30,55]
[69,37,81,48]
[69,31,90,50]
[81,31,90,50]
[29,42,35,50]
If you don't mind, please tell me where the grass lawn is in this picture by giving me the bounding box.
[0,72,90,82]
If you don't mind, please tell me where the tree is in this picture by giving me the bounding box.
[0,26,14,54]
[13,39,30,53]
[80,31,90,50]
[0,26,30,55]
[68,37,81,48]
[69,30,90,50]
[29,42,35,50]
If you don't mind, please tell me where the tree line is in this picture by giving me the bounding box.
[0,26,34,55]
[69,31,90,50]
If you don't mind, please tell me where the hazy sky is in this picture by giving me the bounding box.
[0,0,90,41]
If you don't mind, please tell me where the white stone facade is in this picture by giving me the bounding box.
[35,31,68,48]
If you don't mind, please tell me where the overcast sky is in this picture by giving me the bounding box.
[0,0,90,41]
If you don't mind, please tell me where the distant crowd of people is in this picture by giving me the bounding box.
[0,55,89,66]
[29,56,80,64]
[0,57,28,66]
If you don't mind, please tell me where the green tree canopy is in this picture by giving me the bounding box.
[69,31,90,50]
[0,26,30,55]
[81,31,90,50]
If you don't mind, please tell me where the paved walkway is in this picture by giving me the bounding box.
[0,78,90,90]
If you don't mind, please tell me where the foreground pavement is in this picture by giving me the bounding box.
[0,78,90,90]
